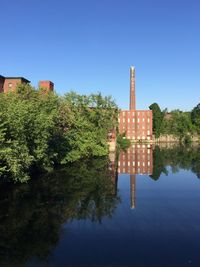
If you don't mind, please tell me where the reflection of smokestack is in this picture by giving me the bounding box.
[130,174,136,209]
[130,66,136,110]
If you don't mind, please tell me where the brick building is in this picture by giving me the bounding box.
[119,67,153,141]
[0,75,30,93]
[0,75,54,93]
[39,80,54,91]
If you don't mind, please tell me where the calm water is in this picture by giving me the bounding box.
[1,144,200,267]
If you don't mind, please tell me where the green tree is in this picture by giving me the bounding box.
[149,103,164,138]
[191,103,200,133]
[61,91,118,163]
[161,110,194,142]
[0,86,118,182]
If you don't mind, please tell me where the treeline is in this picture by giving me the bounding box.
[149,102,200,142]
[0,84,118,182]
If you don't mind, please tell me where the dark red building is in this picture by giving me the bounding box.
[39,80,54,91]
[119,67,153,141]
[0,75,54,93]
[0,76,30,93]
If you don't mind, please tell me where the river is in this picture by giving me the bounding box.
[0,144,200,267]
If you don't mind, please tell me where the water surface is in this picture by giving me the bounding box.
[1,144,200,267]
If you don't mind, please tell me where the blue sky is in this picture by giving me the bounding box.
[1,0,200,111]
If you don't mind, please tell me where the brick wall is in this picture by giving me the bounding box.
[39,81,54,91]
[118,110,153,141]
[0,76,5,93]
[3,78,23,93]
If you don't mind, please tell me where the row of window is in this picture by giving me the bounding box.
[126,136,151,140]
[125,130,151,134]
[121,155,151,160]
[119,161,151,167]
[122,148,151,154]
[122,125,151,130]
[118,167,151,174]
[121,111,151,116]
[119,118,151,123]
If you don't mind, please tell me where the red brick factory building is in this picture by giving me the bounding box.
[118,67,153,142]
[0,75,54,93]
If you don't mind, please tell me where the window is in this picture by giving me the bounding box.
[8,83,12,88]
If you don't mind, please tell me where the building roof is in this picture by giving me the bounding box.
[0,75,5,79]
[5,77,30,83]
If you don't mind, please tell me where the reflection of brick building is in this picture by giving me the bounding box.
[119,67,153,141]
[118,144,153,209]
[118,144,153,175]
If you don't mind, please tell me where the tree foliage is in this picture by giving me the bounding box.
[0,85,118,182]
[161,110,194,141]
[149,103,164,138]
[149,102,200,141]
[191,103,200,133]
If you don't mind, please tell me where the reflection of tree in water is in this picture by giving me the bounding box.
[149,146,168,180]
[0,158,120,267]
[150,145,200,180]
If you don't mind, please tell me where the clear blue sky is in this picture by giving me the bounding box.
[1,0,200,111]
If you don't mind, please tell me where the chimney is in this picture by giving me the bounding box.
[130,66,136,110]
[39,80,54,91]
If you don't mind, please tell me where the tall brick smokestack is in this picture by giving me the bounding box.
[130,66,136,110]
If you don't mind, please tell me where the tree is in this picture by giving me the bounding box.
[191,103,200,133]
[161,110,194,142]
[149,103,164,138]
[0,85,118,182]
